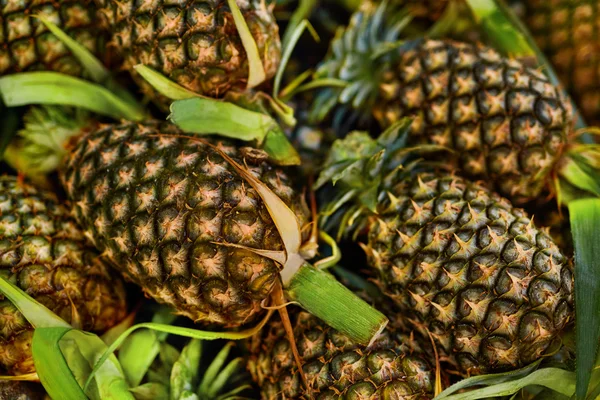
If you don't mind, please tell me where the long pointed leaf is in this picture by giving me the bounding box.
[0,72,145,121]
[569,199,600,399]
[85,311,273,391]
[32,327,88,400]
[226,0,266,88]
[198,343,232,395]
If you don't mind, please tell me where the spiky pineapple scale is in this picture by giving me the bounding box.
[248,308,434,399]
[60,121,309,327]
[97,0,281,100]
[374,39,570,204]
[364,173,574,374]
[523,0,600,124]
[0,0,108,76]
[0,177,127,375]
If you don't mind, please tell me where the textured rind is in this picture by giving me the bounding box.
[365,173,574,374]
[0,0,110,76]
[247,308,434,400]
[60,121,309,327]
[523,0,600,125]
[0,177,127,375]
[0,380,46,400]
[375,39,571,204]
[97,0,281,103]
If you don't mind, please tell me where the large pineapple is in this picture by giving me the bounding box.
[0,176,127,375]
[317,131,575,375]
[0,0,109,76]
[58,120,310,327]
[247,306,434,399]
[311,2,599,206]
[96,0,281,102]
[521,0,600,126]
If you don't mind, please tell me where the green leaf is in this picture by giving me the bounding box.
[464,0,533,57]
[569,199,600,399]
[129,382,169,400]
[36,16,141,110]
[198,343,232,395]
[226,0,266,88]
[168,97,275,142]
[275,19,316,97]
[119,329,160,387]
[0,72,145,121]
[85,314,273,392]
[171,339,202,400]
[134,65,199,100]
[280,0,318,50]
[32,327,88,400]
[63,330,133,400]
[0,275,69,329]
[207,358,243,398]
[168,97,299,165]
[435,367,575,400]
[262,129,301,166]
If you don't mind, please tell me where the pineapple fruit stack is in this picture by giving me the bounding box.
[0,0,597,399]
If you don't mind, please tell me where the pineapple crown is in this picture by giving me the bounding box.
[314,118,427,238]
[556,131,600,205]
[129,337,251,400]
[309,1,411,128]
[4,106,91,178]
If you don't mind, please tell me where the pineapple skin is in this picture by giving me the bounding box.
[97,0,281,101]
[0,0,110,76]
[363,173,574,375]
[315,32,572,204]
[0,177,127,375]
[523,0,600,125]
[247,307,434,399]
[60,121,309,327]
[374,39,571,205]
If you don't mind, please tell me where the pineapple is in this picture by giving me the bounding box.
[0,176,127,376]
[247,306,434,399]
[96,0,281,102]
[58,120,310,327]
[317,130,575,375]
[521,0,600,125]
[0,0,110,76]
[311,2,599,206]
[0,380,47,400]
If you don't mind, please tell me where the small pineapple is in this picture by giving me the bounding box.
[317,130,575,375]
[521,0,600,125]
[0,0,110,76]
[247,306,434,399]
[0,176,127,375]
[312,2,599,206]
[96,0,281,102]
[58,120,310,327]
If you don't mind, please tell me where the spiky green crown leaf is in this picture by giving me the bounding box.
[316,119,415,236]
[5,106,90,178]
[309,1,410,126]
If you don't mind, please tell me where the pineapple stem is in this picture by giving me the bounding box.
[285,262,388,345]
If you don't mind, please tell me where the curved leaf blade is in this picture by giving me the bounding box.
[33,327,88,400]
[569,199,600,399]
[0,72,145,121]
